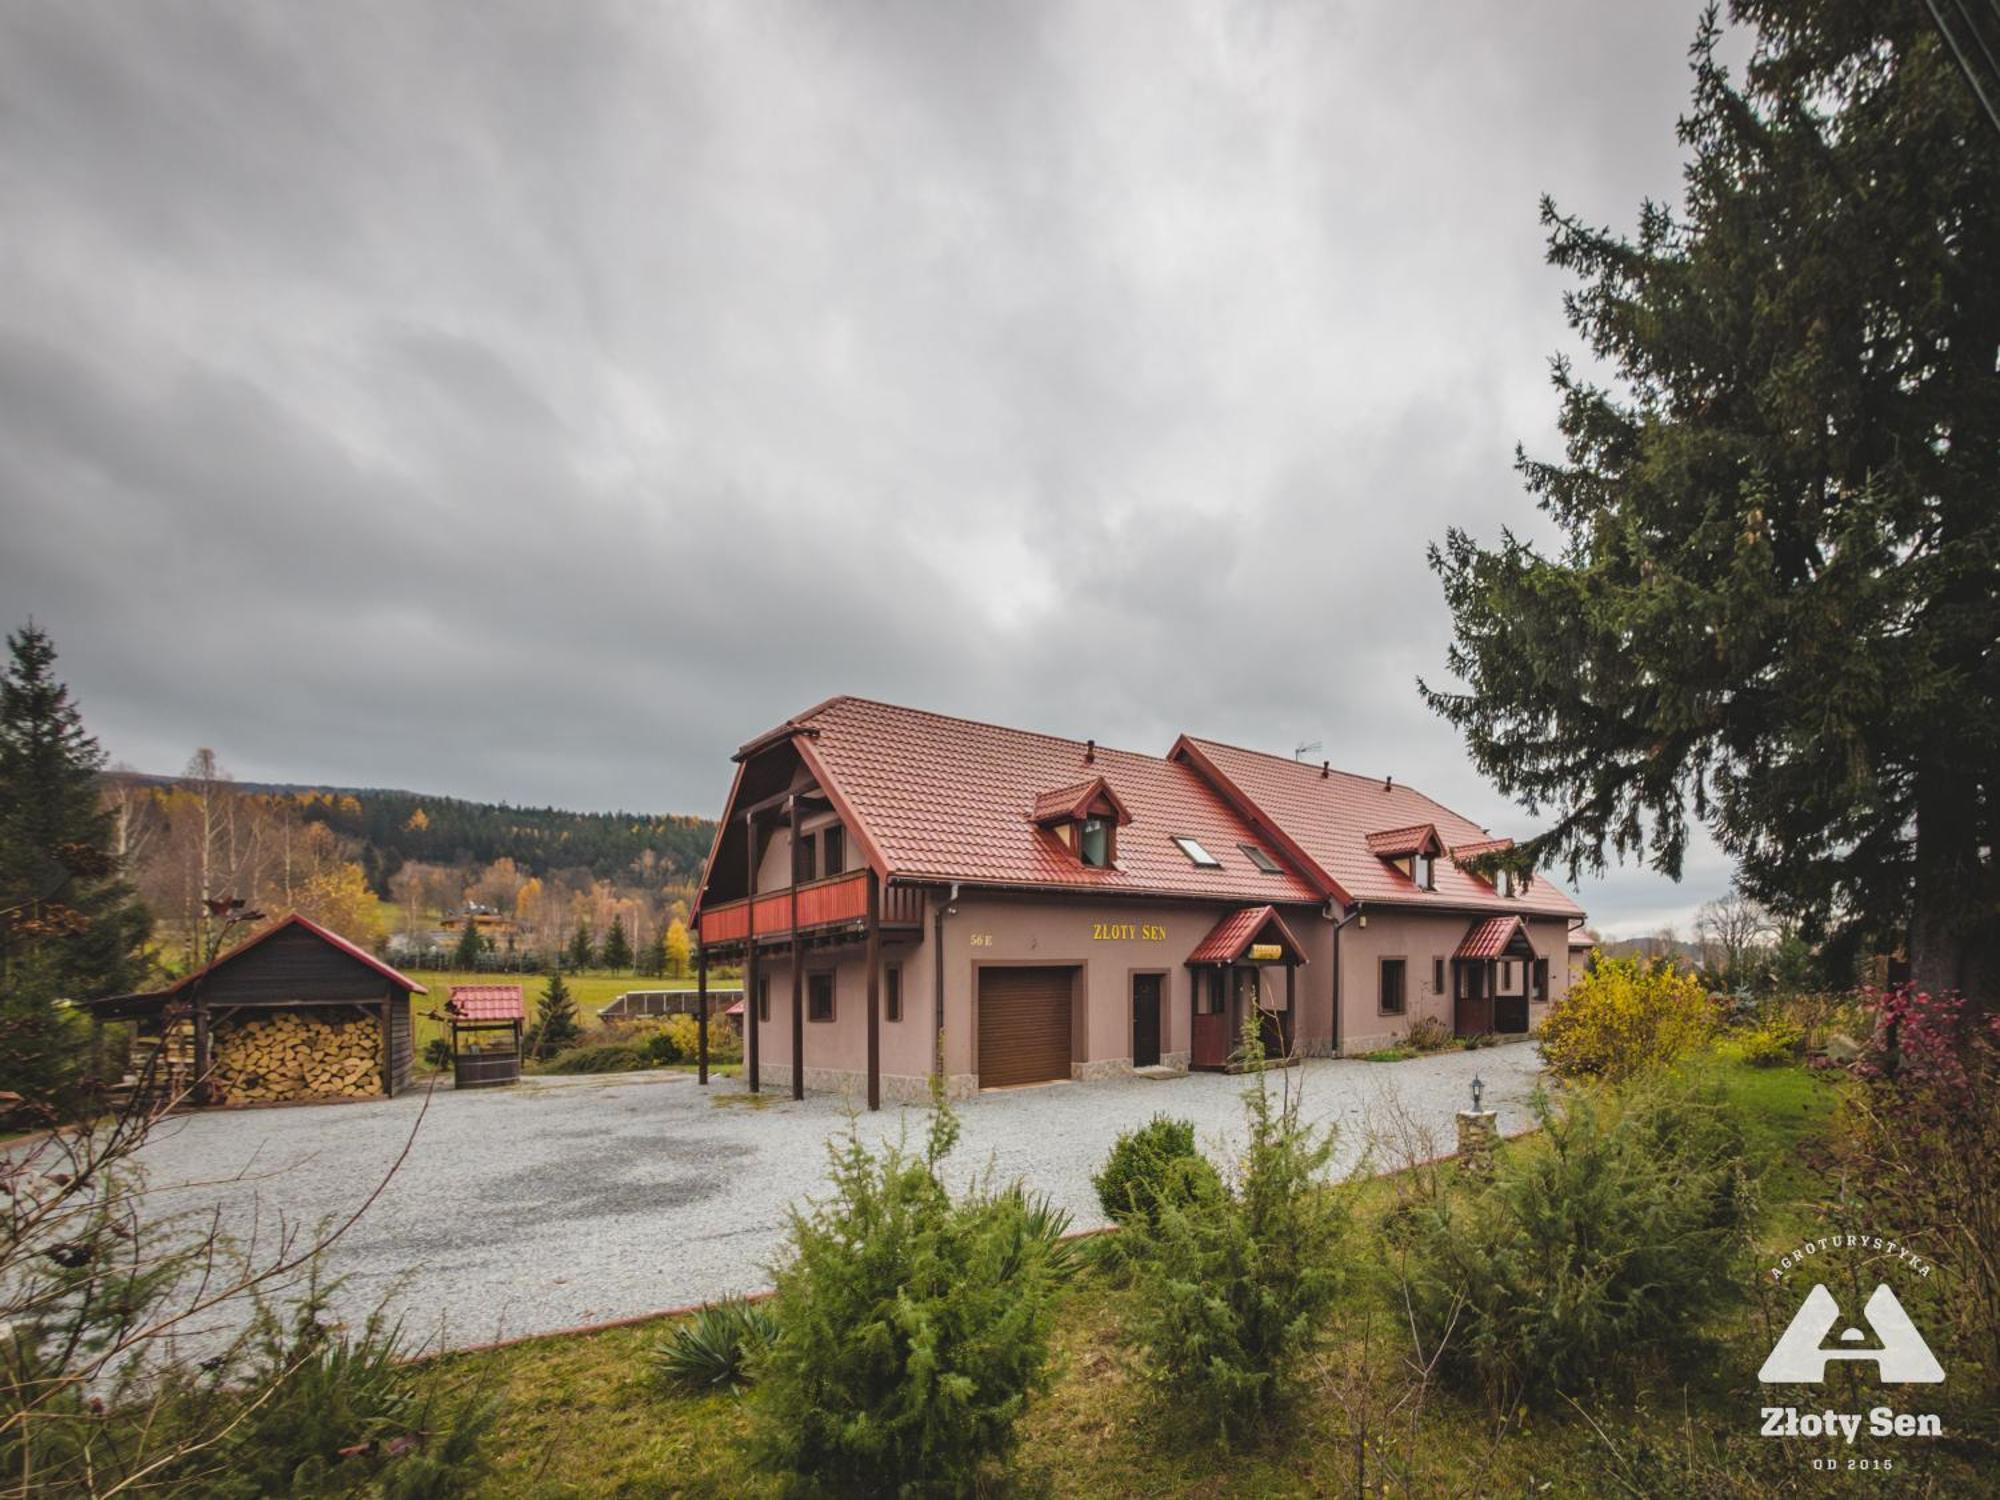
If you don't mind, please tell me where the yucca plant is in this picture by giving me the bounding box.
[1002,1185,1079,1284]
[651,1297,777,1393]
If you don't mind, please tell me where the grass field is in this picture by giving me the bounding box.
[427,1052,1987,1497]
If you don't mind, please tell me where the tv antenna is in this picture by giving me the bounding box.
[1294,739,1322,762]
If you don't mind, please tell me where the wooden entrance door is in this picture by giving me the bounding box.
[1454,961,1494,1037]
[977,966,1074,1088]
[1191,969,1230,1069]
[1132,974,1162,1068]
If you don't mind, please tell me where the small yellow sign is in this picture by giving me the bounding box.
[1247,942,1285,962]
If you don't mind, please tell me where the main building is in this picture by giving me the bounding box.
[691,697,1588,1105]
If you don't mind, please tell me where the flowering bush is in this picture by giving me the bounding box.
[1537,956,1716,1082]
[1837,987,2000,1406]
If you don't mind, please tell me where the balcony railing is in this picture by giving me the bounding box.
[697,871,923,948]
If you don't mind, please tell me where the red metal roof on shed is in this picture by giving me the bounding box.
[746,698,1323,905]
[160,913,428,998]
[448,985,524,1021]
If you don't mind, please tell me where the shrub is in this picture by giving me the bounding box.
[1400,1077,1752,1407]
[1092,1115,1218,1232]
[539,1043,647,1075]
[197,1274,501,1498]
[640,1029,682,1066]
[1834,988,2000,1406]
[653,1297,778,1393]
[1122,1022,1349,1441]
[746,1094,1067,1495]
[1736,1020,1802,1067]
[423,1037,453,1072]
[1405,1014,1453,1053]
[1538,955,1715,1081]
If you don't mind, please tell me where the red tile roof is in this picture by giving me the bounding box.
[1172,736,1584,918]
[760,698,1324,905]
[448,984,524,1021]
[1186,906,1311,965]
[1456,915,1530,960]
[1365,823,1441,857]
[1448,835,1514,862]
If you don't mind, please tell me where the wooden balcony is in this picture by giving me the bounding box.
[696,870,924,950]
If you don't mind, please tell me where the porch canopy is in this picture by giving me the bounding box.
[1186,905,1310,967]
[1454,913,1530,961]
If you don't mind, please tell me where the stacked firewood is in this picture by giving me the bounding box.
[210,1012,381,1104]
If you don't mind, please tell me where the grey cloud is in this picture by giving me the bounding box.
[1,0,1726,934]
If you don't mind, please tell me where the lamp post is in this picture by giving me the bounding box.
[1458,1071,1495,1177]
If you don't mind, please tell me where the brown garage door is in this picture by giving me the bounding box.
[977,967,1074,1088]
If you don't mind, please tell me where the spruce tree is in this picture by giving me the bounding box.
[637,929,667,979]
[532,965,582,1059]
[600,913,632,971]
[0,624,150,1103]
[1424,4,2000,996]
[451,915,484,971]
[567,919,595,972]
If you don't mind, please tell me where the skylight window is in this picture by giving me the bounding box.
[1239,844,1280,874]
[1173,836,1222,868]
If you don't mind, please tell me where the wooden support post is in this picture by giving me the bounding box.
[191,986,210,1106]
[380,994,393,1096]
[746,811,760,1094]
[865,870,881,1112]
[1285,962,1297,1057]
[696,944,709,1086]
[789,795,804,1102]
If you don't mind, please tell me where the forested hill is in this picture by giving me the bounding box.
[112,775,717,885]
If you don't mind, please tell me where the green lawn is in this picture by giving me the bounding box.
[424,1051,1987,1497]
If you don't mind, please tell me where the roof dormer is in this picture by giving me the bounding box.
[1366,822,1443,890]
[1450,835,1532,897]
[1031,776,1132,869]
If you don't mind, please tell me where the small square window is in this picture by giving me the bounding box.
[1238,844,1280,874]
[1417,853,1435,890]
[1173,836,1222,868]
[1432,957,1445,993]
[885,966,902,1022]
[1079,817,1112,868]
[808,972,834,1022]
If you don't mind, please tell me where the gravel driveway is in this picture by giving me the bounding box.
[124,1045,1544,1351]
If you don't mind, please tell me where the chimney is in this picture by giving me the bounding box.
[1383,775,1393,791]
[1084,738,1096,764]
[1321,760,1330,779]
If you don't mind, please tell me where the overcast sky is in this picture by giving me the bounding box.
[0,0,1739,937]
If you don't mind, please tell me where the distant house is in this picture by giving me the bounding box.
[691,697,1590,1107]
[438,904,518,939]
